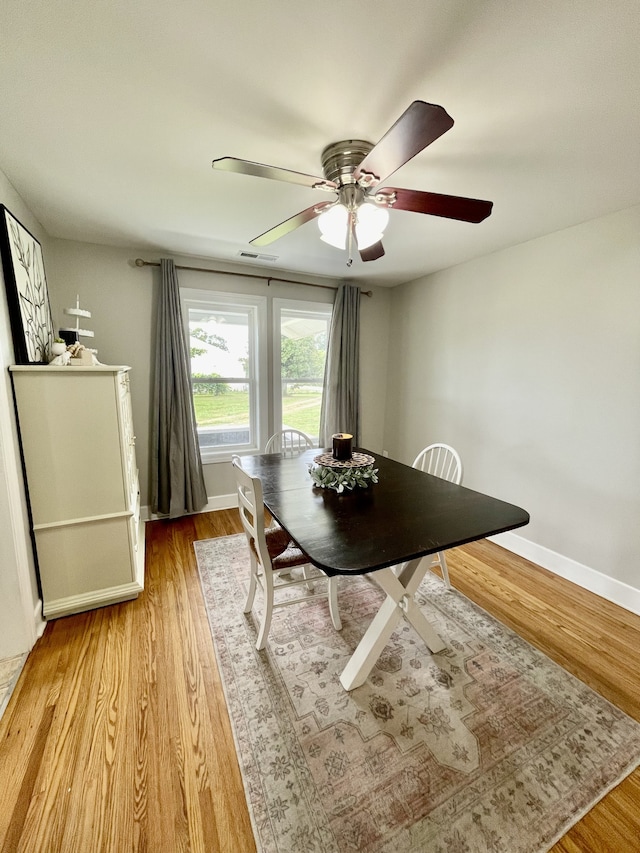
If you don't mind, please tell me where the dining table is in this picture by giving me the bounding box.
[241,447,530,690]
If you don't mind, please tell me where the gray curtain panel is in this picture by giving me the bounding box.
[151,258,208,517]
[319,283,361,448]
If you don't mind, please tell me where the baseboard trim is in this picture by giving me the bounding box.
[142,493,237,522]
[489,531,640,617]
[43,580,144,620]
[202,493,237,512]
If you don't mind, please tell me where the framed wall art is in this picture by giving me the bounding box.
[0,204,55,364]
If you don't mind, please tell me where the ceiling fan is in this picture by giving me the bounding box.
[212,100,493,265]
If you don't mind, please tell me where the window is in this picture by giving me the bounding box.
[273,299,332,446]
[182,289,267,461]
[182,289,331,460]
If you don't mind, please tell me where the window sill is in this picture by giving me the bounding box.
[200,447,261,465]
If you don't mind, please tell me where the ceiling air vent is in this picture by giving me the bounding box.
[238,250,278,262]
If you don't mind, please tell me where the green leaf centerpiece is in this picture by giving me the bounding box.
[309,451,379,493]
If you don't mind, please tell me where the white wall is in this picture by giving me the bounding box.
[46,242,155,502]
[0,170,45,656]
[384,205,640,604]
[46,241,391,506]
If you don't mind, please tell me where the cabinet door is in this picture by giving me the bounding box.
[13,371,130,524]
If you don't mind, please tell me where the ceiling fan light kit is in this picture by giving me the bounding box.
[318,204,348,249]
[318,196,389,251]
[212,100,493,265]
[354,203,389,250]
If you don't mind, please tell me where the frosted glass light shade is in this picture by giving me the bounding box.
[318,202,389,251]
[355,203,389,250]
[318,204,348,249]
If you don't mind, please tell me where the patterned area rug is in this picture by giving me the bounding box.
[194,534,640,853]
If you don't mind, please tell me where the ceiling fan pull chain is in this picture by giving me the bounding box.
[347,211,354,266]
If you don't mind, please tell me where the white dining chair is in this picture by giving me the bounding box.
[411,443,463,588]
[265,428,314,455]
[232,455,341,650]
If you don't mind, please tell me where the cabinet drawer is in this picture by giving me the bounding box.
[35,515,135,602]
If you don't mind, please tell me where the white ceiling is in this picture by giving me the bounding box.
[0,1,638,287]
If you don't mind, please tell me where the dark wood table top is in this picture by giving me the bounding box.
[241,448,530,576]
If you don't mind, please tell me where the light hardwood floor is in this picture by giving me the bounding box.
[0,511,638,852]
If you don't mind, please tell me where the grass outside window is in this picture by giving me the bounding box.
[194,390,322,437]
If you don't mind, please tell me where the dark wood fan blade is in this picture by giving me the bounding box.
[353,101,454,187]
[359,241,385,262]
[250,202,334,247]
[378,187,493,223]
[212,157,336,191]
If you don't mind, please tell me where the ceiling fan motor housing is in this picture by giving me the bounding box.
[321,140,373,186]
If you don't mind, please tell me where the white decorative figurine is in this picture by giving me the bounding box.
[50,295,101,365]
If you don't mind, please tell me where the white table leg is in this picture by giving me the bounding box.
[378,563,447,653]
[339,559,446,691]
[339,591,404,691]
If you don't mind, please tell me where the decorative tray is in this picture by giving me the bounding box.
[312,451,375,469]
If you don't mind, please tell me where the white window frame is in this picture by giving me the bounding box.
[181,288,268,463]
[272,298,332,444]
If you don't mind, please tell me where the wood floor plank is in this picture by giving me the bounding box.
[161,520,211,852]
[141,518,202,852]
[0,512,638,852]
[130,523,163,853]
[0,638,59,844]
[16,610,109,852]
[0,704,54,853]
[66,602,136,853]
[186,513,257,853]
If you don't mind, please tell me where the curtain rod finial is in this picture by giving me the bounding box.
[135,258,145,267]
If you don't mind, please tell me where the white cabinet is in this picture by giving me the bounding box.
[10,365,145,619]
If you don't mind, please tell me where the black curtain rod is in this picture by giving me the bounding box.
[134,258,372,297]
